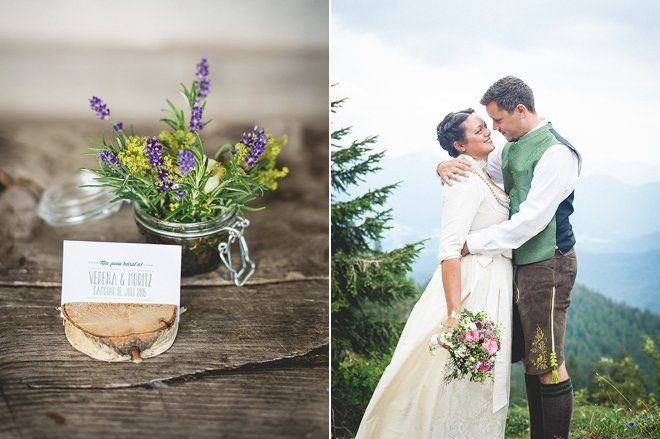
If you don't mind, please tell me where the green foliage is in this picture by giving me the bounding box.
[331,97,423,438]
[505,404,530,438]
[331,352,391,438]
[589,356,649,407]
[642,335,660,391]
[506,402,659,438]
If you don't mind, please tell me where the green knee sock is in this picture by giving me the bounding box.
[540,378,573,439]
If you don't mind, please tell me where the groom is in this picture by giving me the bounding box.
[438,76,581,439]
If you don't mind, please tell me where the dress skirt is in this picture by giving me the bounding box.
[356,252,513,439]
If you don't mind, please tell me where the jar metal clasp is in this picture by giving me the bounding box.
[217,217,255,287]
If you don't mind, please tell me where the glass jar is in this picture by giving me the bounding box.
[133,204,255,285]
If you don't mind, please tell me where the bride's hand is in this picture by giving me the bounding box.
[438,315,460,349]
[436,158,472,186]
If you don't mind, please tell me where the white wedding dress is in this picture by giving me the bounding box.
[356,155,513,439]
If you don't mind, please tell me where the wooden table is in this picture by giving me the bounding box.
[0,120,329,438]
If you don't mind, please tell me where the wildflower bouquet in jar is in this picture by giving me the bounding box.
[85,56,288,223]
[429,309,502,384]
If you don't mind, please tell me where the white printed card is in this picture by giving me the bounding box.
[61,240,181,307]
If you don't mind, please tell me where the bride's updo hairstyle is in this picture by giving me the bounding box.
[436,108,475,158]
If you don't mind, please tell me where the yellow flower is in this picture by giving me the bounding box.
[162,155,183,183]
[234,143,249,167]
[257,166,289,190]
[251,134,288,190]
[117,136,150,176]
[158,129,196,152]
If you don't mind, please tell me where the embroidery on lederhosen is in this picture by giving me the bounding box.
[530,324,548,370]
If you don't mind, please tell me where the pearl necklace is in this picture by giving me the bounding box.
[472,170,510,210]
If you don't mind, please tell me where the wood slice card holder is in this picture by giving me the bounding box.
[60,240,182,363]
[60,302,178,362]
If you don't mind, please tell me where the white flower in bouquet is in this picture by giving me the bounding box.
[428,309,502,384]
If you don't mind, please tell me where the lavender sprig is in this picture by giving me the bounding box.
[156,169,173,193]
[145,137,165,169]
[175,189,187,200]
[112,122,123,133]
[190,102,204,134]
[97,150,123,173]
[194,56,211,98]
[89,96,110,120]
[243,125,268,168]
[178,149,195,176]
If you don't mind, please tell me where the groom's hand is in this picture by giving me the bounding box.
[436,158,472,186]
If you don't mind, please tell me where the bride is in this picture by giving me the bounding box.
[356,109,513,438]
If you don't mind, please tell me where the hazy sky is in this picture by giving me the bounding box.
[332,0,660,183]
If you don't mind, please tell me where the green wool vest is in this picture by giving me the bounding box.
[502,122,567,265]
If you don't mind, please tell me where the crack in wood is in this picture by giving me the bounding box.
[24,345,328,391]
[0,276,329,289]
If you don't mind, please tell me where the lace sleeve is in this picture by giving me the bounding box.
[437,176,483,262]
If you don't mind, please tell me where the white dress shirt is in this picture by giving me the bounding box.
[466,120,581,256]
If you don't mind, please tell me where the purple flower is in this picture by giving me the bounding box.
[177,149,195,176]
[97,150,122,173]
[243,125,268,168]
[195,56,210,78]
[175,189,187,200]
[189,102,204,134]
[475,321,483,330]
[156,169,173,193]
[194,56,211,98]
[112,122,123,133]
[196,78,211,99]
[145,137,164,169]
[89,96,110,120]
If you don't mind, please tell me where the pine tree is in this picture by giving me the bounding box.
[331,98,423,437]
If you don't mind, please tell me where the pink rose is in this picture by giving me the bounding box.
[482,339,499,355]
[464,330,479,342]
[478,362,492,373]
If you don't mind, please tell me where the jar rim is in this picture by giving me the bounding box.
[133,203,238,238]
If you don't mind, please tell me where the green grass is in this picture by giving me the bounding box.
[505,401,658,438]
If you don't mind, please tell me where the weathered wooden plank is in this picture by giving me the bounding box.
[0,200,328,286]
[0,355,328,438]
[0,280,327,388]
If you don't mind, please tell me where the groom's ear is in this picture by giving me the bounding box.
[515,104,528,118]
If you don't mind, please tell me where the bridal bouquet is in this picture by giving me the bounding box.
[85,56,289,223]
[429,309,502,384]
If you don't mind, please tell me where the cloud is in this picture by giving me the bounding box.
[332,17,660,181]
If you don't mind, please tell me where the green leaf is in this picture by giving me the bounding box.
[240,204,266,212]
[160,118,178,130]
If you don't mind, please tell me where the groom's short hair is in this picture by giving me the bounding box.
[480,76,536,114]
